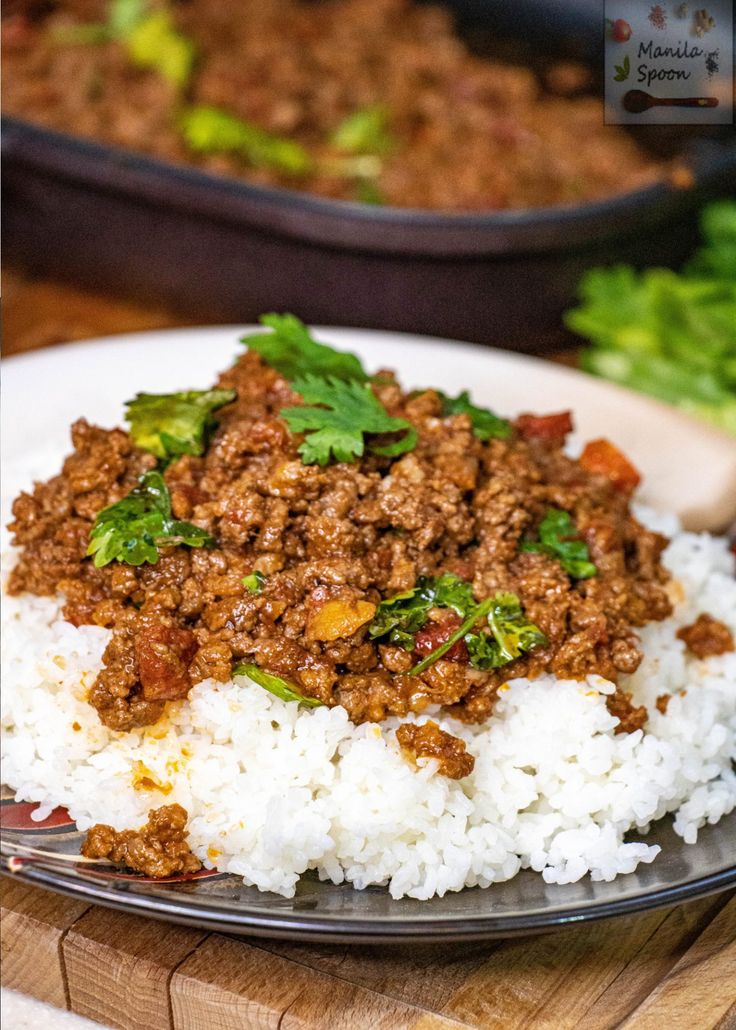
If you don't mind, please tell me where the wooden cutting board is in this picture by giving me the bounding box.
[2,879,735,1030]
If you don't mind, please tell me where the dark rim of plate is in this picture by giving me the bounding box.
[2,855,734,943]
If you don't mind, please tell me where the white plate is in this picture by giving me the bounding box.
[2,326,735,532]
[2,325,735,942]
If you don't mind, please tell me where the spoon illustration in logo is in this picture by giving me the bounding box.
[622,89,719,113]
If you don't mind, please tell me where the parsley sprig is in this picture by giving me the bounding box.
[242,314,368,383]
[282,374,417,466]
[520,509,597,580]
[125,389,235,464]
[87,471,213,568]
[233,662,323,707]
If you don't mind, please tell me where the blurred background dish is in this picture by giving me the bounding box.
[3,0,735,350]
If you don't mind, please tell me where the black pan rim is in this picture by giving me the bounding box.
[4,115,735,257]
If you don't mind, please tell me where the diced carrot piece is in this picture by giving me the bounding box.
[580,438,641,493]
[515,411,573,443]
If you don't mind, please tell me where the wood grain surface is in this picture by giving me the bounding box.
[2,879,735,1030]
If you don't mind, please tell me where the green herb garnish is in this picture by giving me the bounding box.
[332,105,392,156]
[463,592,548,671]
[54,1,196,89]
[355,180,385,206]
[438,391,512,441]
[368,573,475,649]
[687,201,736,282]
[409,599,495,675]
[242,314,368,383]
[51,0,147,44]
[232,662,323,707]
[125,389,235,463]
[566,201,736,436]
[369,574,545,675]
[281,374,416,466]
[86,471,213,567]
[242,571,266,594]
[179,106,313,175]
[108,0,147,36]
[126,10,196,88]
[520,509,597,580]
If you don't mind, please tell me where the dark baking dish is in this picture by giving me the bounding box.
[3,0,735,351]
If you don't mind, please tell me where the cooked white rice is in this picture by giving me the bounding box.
[1,448,735,900]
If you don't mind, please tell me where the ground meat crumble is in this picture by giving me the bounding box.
[81,804,201,878]
[607,687,649,735]
[7,348,678,855]
[677,613,735,660]
[396,720,475,779]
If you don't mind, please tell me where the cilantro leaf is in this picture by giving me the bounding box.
[108,0,148,37]
[126,10,197,88]
[242,571,266,594]
[370,576,545,675]
[438,391,512,441]
[331,105,392,156]
[282,374,416,466]
[87,471,213,568]
[241,314,368,383]
[368,586,426,649]
[566,200,736,436]
[368,573,475,649]
[51,1,197,89]
[180,106,313,175]
[464,592,547,670]
[686,201,736,283]
[51,0,146,44]
[125,389,235,463]
[232,662,323,707]
[355,179,385,205]
[425,573,476,615]
[520,509,597,579]
[325,105,391,195]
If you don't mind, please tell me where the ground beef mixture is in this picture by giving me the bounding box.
[606,687,649,735]
[677,613,735,659]
[8,350,674,753]
[655,693,671,715]
[3,0,667,210]
[396,720,474,779]
[81,803,201,877]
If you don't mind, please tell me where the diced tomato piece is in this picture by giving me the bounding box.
[414,613,469,663]
[515,411,573,443]
[580,439,641,493]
